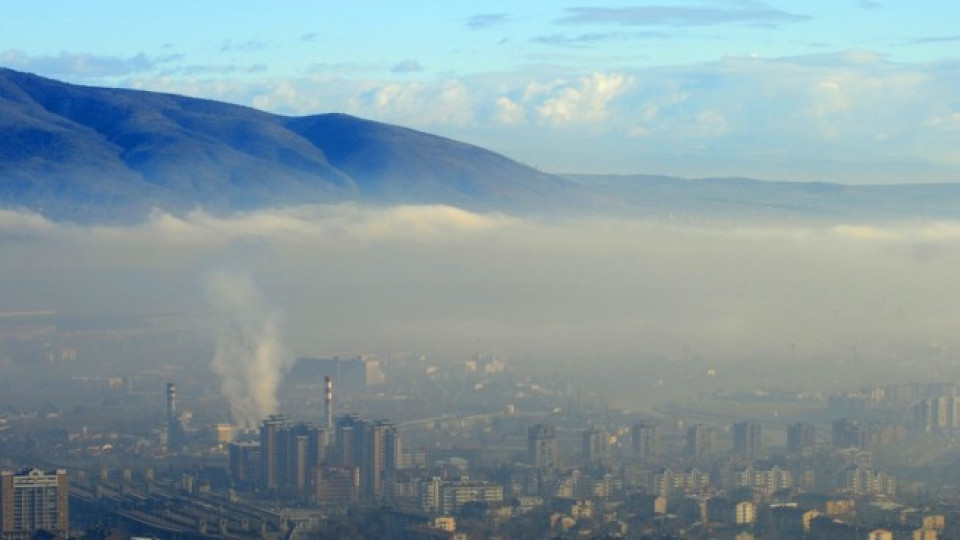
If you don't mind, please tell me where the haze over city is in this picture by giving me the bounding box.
[2,4,960,540]
[3,206,960,367]
[1,1,959,367]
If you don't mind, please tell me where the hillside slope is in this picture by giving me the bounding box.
[0,68,571,221]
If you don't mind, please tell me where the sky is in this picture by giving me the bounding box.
[2,0,960,183]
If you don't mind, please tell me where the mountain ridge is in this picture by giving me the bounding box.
[0,67,575,221]
[1,67,959,223]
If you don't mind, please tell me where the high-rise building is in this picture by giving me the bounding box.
[632,423,658,462]
[285,423,327,494]
[333,414,401,501]
[360,421,385,499]
[787,422,816,454]
[256,416,327,495]
[685,424,711,458]
[914,396,960,434]
[383,423,403,472]
[245,412,400,500]
[228,441,261,488]
[336,414,363,467]
[288,434,309,493]
[418,476,443,513]
[259,415,290,492]
[582,428,610,468]
[0,468,69,540]
[359,420,402,500]
[733,421,762,458]
[528,424,558,470]
[359,355,385,387]
[832,418,867,449]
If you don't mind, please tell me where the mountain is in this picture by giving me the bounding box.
[563,174,960,222]
[1,67,959,223]
[0,67,571,221]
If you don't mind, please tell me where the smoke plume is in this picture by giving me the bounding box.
[207,270,292,428]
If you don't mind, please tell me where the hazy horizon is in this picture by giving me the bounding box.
[3,204,959,369]
[3,2,960,420]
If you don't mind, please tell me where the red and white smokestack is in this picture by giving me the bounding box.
[325,374,333,431]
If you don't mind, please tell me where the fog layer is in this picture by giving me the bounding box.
[1,205,958,362]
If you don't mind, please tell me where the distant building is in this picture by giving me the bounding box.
[582,428,610,468]
[360,420,402,500]
[734,466,793,495]
[332,414,402,501]
[707,498,755,525]
[257,415,327,495]
[914,396,960,434]
[655,468,710,496]
[0,468,69,540]
[632,423,658,462]
[787,422,816,454]
[833,418,868,449]
[215,423,234,445]
[289,355,385,393]
[733,421,762,458]
[419,476,443,513]
[228,441,261,488]
[528,425,558,470]
[846,466,896,496]
[736,501,756,524]
[259,415,290,492]
[316,466,359,506]
[439,479,504,515]
[474,354,505,374]
[685,424,711,458]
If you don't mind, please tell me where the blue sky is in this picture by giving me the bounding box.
[2,1,960,183]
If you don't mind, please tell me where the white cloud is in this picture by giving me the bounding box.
[251,80,302,111]
[536,72,633,125]
[88,49,960,181]
[0,49,180,79]
[494,96,524,124]
[831,224,901,241]
[348,78,476,126]
[0,209,57,232]
[695,109,728,136]
[25,205,509,247]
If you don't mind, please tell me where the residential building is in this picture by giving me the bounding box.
[0,468,69,540]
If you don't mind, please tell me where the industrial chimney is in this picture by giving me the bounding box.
[325,375,333,432]
[166,382,180,451]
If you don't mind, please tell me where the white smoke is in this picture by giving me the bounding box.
[207,270,292,429]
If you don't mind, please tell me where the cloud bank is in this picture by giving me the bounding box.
[99,50,959,183]
[2,204,959,366]
[8,40,959,183]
